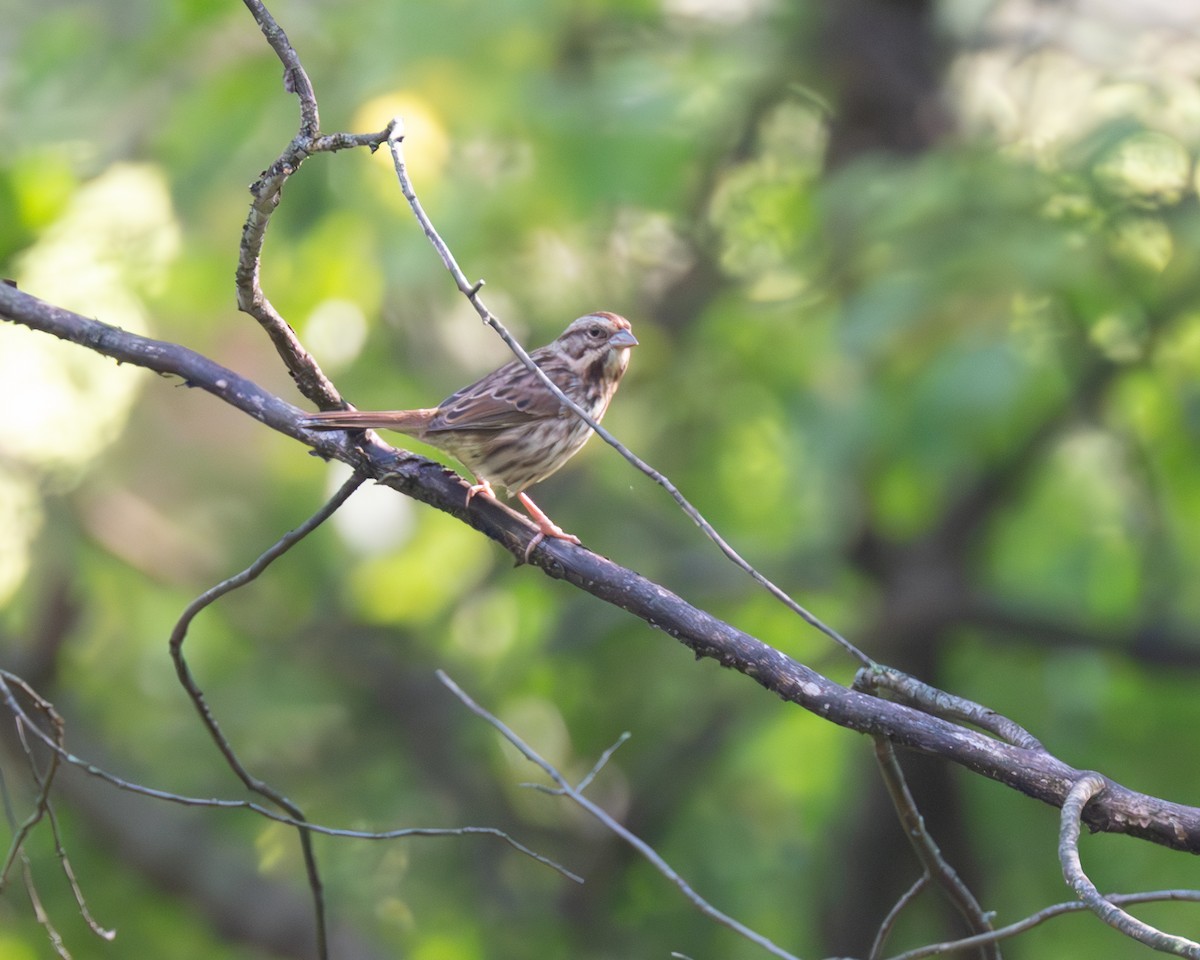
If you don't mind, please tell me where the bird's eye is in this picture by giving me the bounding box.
[588,326,604,338]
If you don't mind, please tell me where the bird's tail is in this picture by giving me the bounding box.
[301,408,437,436]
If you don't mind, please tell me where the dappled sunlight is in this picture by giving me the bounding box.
[303,297,370,372]
[326,461,417,555]
[0,163,180,602]
[3,163,179,473]
[353,90,450,206]
[448,587,522,664]
[662,0,773,27]
[1107,215,1174,274]
[430,297,526,372]
[0,321,142,471]
[1089,309,1150,363]
[606,207,693,301]
[346,510,492,626]
[708,102,825,298]
[1094,130,1192,205]
[985,427,1145,623]
[951,1,1200,153]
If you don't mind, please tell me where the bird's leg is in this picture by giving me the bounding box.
[517,492,581,561]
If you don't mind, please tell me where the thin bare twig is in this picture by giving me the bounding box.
[1,707,64,960]
[41,800,115,942]
[575,731,631,794]
[1059,774,1200,958]
[241,0,319,135]
[161,469,583,953]
[1,678,63,888]
[384,119,871,668]
[21,855,69,960]
[870,874,929,960]
[437,669,801,960]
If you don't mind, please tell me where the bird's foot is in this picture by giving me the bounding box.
[517,492,580,562]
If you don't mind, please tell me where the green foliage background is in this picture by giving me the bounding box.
[3,1,1200,958]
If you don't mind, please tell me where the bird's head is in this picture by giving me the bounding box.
[558,312,638,379]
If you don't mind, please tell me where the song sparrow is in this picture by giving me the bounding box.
[302,312,638,556]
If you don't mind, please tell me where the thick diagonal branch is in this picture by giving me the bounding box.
[4,283,1200,856]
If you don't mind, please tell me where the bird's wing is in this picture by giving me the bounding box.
[428,356,577,432]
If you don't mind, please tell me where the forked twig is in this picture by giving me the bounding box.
[0,671,580,884]
[0,673,115,951]
[20,856,68,960]
[872,738,997,959]
[236,0,392,408]
[437,669,801,960]
[385,120,870,667]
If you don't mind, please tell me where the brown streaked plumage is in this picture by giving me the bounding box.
[302,312,637,556]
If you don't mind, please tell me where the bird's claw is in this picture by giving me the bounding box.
[522,526,581,563]
[465,478,496,505]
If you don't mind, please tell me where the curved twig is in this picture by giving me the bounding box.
[1059,774,1200,958]
[167,476,366,960]
[856,665,1043,751]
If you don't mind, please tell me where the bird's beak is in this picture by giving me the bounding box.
[609,329,638,349]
